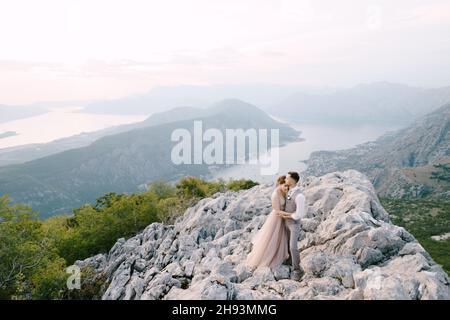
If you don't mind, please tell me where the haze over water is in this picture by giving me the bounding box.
[0,107,147,149]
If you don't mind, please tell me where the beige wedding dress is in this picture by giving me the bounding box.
[245,189,290,271]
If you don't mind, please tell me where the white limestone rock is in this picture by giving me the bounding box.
[77,170,450,300]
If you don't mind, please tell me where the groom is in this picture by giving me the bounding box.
[278,171,306,281]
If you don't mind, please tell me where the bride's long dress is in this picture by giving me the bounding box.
[245,190,290,271]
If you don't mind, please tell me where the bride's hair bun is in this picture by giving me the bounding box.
[276,175,286,186]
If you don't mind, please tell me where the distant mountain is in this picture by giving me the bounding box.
[0,105,48,123]
[271,82,450,125]
[80,82,450,125]
[0,99,299,217]
[81,84,306,115]
[0,107,209,167]
[306,103,450,198]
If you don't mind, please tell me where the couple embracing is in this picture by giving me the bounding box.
[245,171,306,281]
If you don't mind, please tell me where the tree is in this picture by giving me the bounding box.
[0,176,259,299]
[0,195,61,298]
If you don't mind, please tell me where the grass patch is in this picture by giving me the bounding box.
[380,197,450,276]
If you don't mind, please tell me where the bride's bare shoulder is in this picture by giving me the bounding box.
[271,188,282,199]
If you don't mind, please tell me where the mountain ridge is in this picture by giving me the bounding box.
[0,99,281,167]
[306,103,450,198]
[78,82,450,125]
[272,82,450,125]
[0,100,299,216]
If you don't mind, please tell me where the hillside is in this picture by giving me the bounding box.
[0,99,299,216]
[306,103,450,198]
[380,197,450,275]
[77,170,450,300]
[0,106,208,167]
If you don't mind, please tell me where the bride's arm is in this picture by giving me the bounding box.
[271,191,281,211]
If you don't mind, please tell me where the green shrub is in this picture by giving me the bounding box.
[226,179,259,191]
[381,197,450,275]
[0,177,258,299]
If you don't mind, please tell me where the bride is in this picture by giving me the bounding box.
[245,175,290,271]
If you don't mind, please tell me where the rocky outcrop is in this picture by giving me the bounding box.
[77,170,450,300]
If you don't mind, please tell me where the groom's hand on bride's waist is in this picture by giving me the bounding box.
[276,210,285,217]
[276,211,292,219]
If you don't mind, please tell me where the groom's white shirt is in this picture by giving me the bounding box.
[287,186,306,221]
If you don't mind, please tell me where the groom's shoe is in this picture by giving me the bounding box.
[291,268,304,281]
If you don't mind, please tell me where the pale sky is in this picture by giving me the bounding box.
[1,0,450,104]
